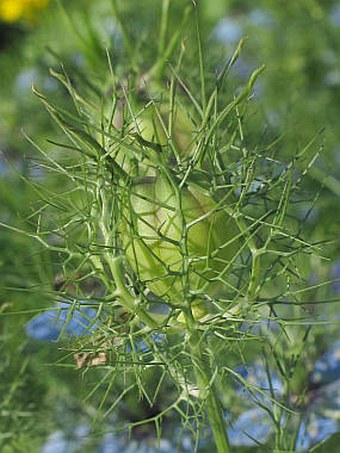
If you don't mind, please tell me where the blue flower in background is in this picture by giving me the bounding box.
[98,428,217,452]
[230,350,339,448]
[233,361,283,404]
[98,435,174,453]
[330,5,340,27]
[42,425,89,453]
[98,434,121,453]
[295,415,338,452]
[16,67,58,93]
[15,68,38,92]
[307,379,340,431]
[248,9,275,28]
[296,341,340,450]
[128,332,165,354]
[0,158,9,176]
[213,17,243,44]
[227,408,272,447]
[41,430,69,453]
[330,261,340,295]
[310,341,340,387]
[0,155,23,178]
[26,301,98,341]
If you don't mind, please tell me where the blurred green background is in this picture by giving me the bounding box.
[1,0,339,451]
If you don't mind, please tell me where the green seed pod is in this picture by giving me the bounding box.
[121,172,239,313]
[137,103,195,159]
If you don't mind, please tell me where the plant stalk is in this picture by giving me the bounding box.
[186,317,230,452]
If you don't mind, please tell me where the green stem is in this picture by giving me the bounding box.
[111,0,138,73]
[148,4,192,80]
[158,0,170,58]
[185,315,230,452]
[248,248,261,300]
[205,387,231,453]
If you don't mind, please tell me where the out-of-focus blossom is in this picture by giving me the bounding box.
[15,67,58,93]
[248,8,275,28]
[0,0,48,23]
[295,415,338,452]
[125,332,165,358]
[15,68,38,92]
[213,17,243,44]
[308,379,340,424]
[98,435,174,453]
[227,408,272,446]
[25,301,98,341]
[330,5,340,27]
[324,69,340,87]
[330,261,340,295]
[310,341,340,387]
[233,361,283,404]
[42,425,89,453]
[0,156,9,176]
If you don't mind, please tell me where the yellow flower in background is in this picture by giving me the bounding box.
[0,0,48,23]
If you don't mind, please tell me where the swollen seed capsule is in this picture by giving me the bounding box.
[136,102,195,159]
[121,172,239,308]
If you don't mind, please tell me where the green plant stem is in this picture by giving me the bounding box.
[111,0,138,73]
[185,314,230,452]
[148,4,192,80]
[95,176,160,330]
[158,0,170,58]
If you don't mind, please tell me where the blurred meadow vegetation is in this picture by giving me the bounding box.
[0,0,340,451]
